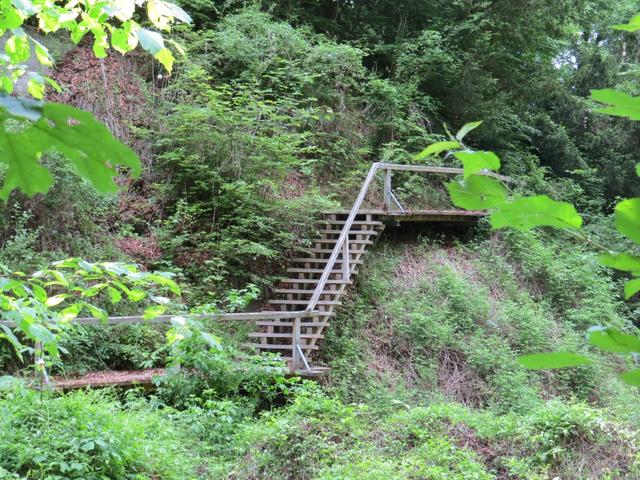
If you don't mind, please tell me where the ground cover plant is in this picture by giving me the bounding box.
[1,1,640,479]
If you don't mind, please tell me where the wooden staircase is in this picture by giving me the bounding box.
[249,213,385,373]
[245,162,509,374]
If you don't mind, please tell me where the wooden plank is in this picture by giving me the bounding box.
[289,258,363,264]
[248,332,324,339]
[249,344,319,351]
[318,229,378,235]
[273,288,342,294]
[280,278,350,284]
[269,299,340,305]
[255,321,330,327]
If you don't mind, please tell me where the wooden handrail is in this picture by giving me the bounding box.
[0,310,322,328]
[306,162,382,310]
[306,162,510,311]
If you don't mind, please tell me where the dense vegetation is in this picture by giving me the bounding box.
[2,1,640,478]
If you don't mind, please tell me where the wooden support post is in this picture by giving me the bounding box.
[342,238,349,281]
[292,316,302,372]
[383,168,392,211]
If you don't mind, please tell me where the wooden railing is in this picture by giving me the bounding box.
[305,162,510,311]
[0,310,322,375]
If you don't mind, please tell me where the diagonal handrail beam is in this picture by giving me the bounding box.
[305,162,510,311]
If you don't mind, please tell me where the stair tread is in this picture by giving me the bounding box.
[280,278,351,284]
[269,299,340,305]
[318,229,378,235]
[326,220,383,226]
[301,248,368,254]
[255,321,330,327]
[313,239,374,244]
[273,288,343,294]
[290,258,363,264]
[286,268,356,273]
[249,344,319,350]
[249,333,324,339]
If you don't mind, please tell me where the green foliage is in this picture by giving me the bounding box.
[0,0,190,201]
[218,392,639,479]
[0,99,139,200]
[0,383,204,479]
[0,257,180,373]
[156,315,294,409]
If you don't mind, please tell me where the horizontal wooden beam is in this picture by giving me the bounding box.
[0,310,323,328]
[376,162,512,182]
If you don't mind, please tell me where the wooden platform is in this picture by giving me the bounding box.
[325,209,486,223]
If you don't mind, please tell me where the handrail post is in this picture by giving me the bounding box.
[292,315,301,371]
[383,168,392,211]
[342,238,349,280]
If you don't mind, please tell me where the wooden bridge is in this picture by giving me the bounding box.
[0,162,507,386]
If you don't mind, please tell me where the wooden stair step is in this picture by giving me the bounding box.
[313,239,374,245]
[273,288,342,295]
[326,220,383,226]
[286,268,356,273]
[290,258,363,264]
[302,248,368,254]
[248,332,324,339]
[280,278,350,284]
[250,344,319,351]
[318,229,378,235]
[269,299,340,306]
[254,321,330,328]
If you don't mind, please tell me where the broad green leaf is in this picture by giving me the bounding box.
[447,175,506,210]
[615,198,640,244]
[588,326,640,353]
[112,0,135,21]
[624,278,640,299]
[31,284,46,302]
[143,304,166,319]
[27,74,44,99]
[455,121,482,141]
[490,195,582,231]
[82,283,107,297]
[0,95,42,120]
[636,163,640,177]
[12,0,37,15]
[416,140,460,160]
[137,28,164,55]
[111,21,138,54]
[613,14,640,32]
[147,1,191,31]
[0,77,13,94]
[28,323,56,344]
[518,352,592,369]
[453,150,500,179]
[0,325,23,359]
[128,289,147,301]
[598,252,640,272]
[84,304,107,321]
[5,32,30,63]
[591,89,640,120]
[33,41,53,67]
[0,7,24,30]
[106,286,122,303]
[45,294,67,307]
[620,369,640,387]
[0,102,140,200]
[155,47,174,72]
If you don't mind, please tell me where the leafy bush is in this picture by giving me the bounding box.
[0,381,204,479]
